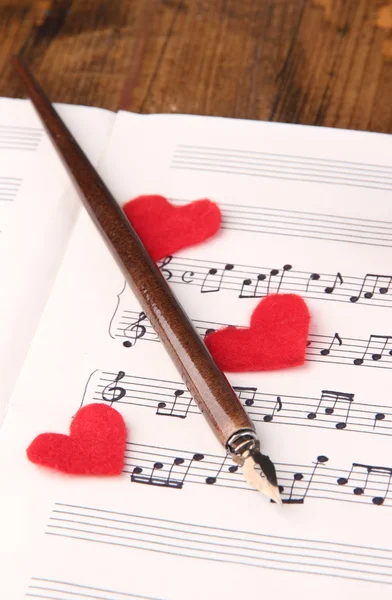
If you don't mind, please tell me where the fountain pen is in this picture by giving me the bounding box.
[12,56,281,504]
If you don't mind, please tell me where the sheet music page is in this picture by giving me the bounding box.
[1,111,392,599]
[0,99,115,422]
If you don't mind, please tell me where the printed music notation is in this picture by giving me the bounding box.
[0,124,43,152]
[172,143,392,195]
[110,257,392,312]
[124,442,392,508]
[109,308,392,371]
[48,503,392,585]
[27,578,165,600]
[84,370,391,437]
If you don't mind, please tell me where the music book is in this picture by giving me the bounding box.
[0,97,391,599]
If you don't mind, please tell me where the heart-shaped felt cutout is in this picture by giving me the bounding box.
[26,403,126,475]
[205,294,310,372]
[123,195,221,261]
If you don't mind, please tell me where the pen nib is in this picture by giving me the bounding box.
[242,451,282,504]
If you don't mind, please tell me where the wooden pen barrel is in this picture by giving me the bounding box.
[101,208,255,446]
[12,58,256,447]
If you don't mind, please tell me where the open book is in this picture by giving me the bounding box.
[1,97,391,599]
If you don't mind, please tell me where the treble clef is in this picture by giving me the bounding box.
[102,371,126,404]
[158,255,173,281]
[123,311,147,348]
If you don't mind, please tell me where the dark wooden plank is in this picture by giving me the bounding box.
[0,0,391,132]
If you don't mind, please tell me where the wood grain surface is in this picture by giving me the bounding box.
[1,0,392,132]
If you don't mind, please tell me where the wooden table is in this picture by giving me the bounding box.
[1,0,392,133]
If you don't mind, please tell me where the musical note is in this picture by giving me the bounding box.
[337,463,392,505]
[180,453,205,486]
[239,274,266,298]
[131,453,205,489]
[133,460,183,488]
[307,390,354,429]
[156,389,193,419]
[127,442,392,507]
[116,310,392,375]
[324,272,343,294]
[166,457,186,485]
[266,264,292,295]
[205,454,231,485]
[284,473,305,504]
[228,465,239,473]
[101,371,126,405]
[283,455,328,505]
[158,255,173,280]
[201,263,234,293]
[350,274,392,303]
[112,258,392,321]
[320,332,343,356]
[275,264,292,293]
[232,386,258,406]
[131,462,168,487]
[204,328,216,337]
[354,335,392,365]
[305,272,320,292]
[373,412,386,429]
[239,264,292,298]
[90,369,392,437]
[263,396,283,422]
[265,268,279,294]
[123,312,147,348]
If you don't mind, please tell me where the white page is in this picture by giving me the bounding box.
[0,99,115,422]
[1,111,392,599]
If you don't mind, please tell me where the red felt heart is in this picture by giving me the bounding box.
[26,404,126,475]
[205,294,310,372]
[123,195,221,261]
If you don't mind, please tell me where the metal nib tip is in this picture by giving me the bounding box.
[242,452,282,505]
